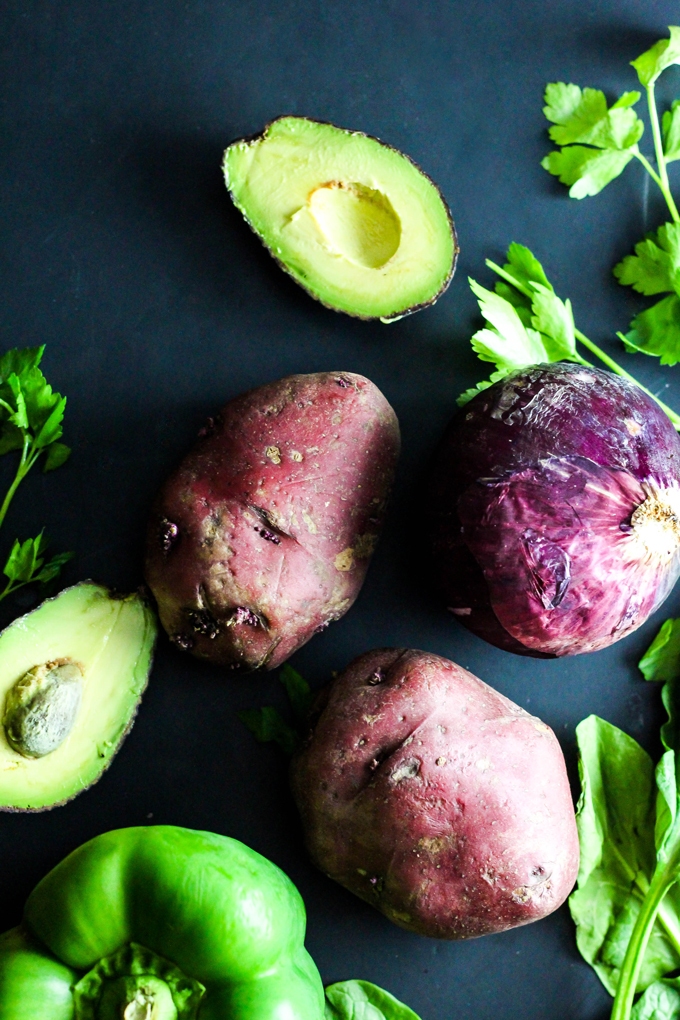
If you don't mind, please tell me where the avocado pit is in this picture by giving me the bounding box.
[4,660,83,759]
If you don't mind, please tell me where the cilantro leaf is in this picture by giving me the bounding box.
[623,294,680,366]
[614,222,680,296]
[663,99,680,162]
[632,26,680,88]
[544,83,643,149]
[529,283,578,360]
[542,145,638,199]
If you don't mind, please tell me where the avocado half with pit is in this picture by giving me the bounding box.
[223,116,458,321]
[0,582,157,811]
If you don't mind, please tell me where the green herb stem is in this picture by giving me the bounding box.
[634,150,665,191]
[0,436,45,533]
[611,851,680,1020]
[485,259,680,430]
[646,84,680,224]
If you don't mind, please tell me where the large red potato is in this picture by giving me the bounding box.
[291,649,579,939]
[144,372,400,671]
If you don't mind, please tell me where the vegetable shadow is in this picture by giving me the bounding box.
[109,124,320,315]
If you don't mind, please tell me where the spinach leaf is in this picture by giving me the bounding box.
[631,977,680,1020]
[324,981,422,1020]
[570,716,680,995]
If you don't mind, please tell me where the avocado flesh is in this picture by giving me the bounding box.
[0,582,157,811]
[223,116,457,321]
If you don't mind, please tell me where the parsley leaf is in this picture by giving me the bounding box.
[240,664,314,755]
[458,246,583,406]
[0,532,73,600]
[632,26,680,87]
[623,294,680,366]
[614,223,680,365]
[0,345,74,604]
[614,222,680,295]
[541,83,644,197]
[663,100,680,163]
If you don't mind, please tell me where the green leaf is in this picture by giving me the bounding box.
[632,27,680,88]
[0,346,44,384]
[613,223,680,297]
[0,423,25,456]
[541,145,637,198]
[456,371,510,408]
[623,294,680,366]
[43,442,71,472]
[3,536,41,584]
[501,242,552,291]
[544,83,643,149]
[528,283,578,360]
[238,707,299,756]
[468,279,548,368]
[34,549,73,584]
[631,976,680,1020]
[6,375,28,430]
[324,981,422,1020]
[569,715,680,994]
[33,395,66,449]
[279,664,314,724]
[663,100,680,162]
[640,619,680,685]
[461,248,583,405]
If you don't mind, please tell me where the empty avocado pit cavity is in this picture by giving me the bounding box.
[4,660,83,759]
[307,182,401,269]
[223,116,457,320]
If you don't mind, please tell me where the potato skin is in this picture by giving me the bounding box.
[144,372,400,671]
[290,649,579,939]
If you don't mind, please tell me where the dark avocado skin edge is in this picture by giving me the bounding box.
[0,581,158,814]
[223,114,459,322]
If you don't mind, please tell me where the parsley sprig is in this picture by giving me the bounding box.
[462,242,680,430]
[542,27,680,364]
[0,346,73,599]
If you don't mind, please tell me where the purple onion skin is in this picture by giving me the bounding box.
[428,363,680,657]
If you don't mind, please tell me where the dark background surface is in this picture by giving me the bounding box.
[1,2,680,1017]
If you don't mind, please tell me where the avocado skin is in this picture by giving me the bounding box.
[0,582,157,813]
[223,115,459,321]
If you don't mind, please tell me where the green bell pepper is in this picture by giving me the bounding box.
[0,826,324,1020]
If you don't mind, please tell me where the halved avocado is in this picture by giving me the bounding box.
[0,582,157,811]
[223,116,458,321]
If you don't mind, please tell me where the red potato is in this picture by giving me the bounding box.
[144,372,400,671]
[291,648,579,939]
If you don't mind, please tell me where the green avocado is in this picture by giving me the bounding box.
[223,116,457,321]
[0,582,157,811]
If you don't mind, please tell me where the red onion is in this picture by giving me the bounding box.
[428,363,680,656]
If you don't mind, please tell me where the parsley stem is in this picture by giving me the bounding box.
[646,83,680,224]
[486,259,680,429]
[634,150,664,191]
[0,435,34,532]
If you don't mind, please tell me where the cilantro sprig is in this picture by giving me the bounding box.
[0,346,73,599]
[462,242,680,430]
[542,27,680,365]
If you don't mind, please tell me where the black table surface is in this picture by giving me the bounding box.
[2,2,679,1018]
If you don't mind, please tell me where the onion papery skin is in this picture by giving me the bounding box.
[428,363,680,657]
